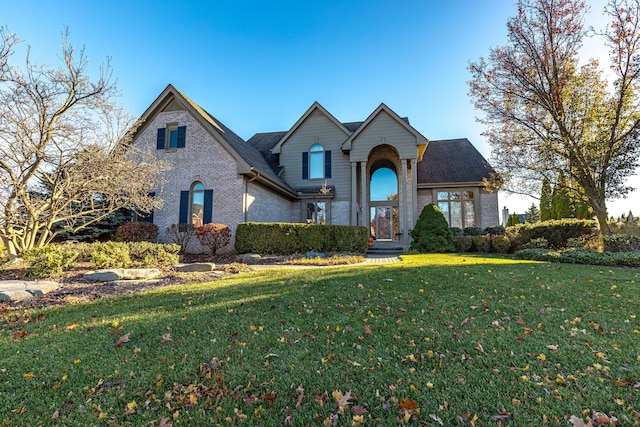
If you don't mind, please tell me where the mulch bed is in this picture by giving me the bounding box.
[0,254,290,310]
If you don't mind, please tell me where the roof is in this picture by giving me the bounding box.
[136,85,296,197]
[417,138,495,184]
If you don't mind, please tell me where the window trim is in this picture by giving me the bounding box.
[436,190,476,229]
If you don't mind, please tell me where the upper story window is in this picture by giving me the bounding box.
[302,143,331,180]
[437,191,475,229]
[157,125,186,150]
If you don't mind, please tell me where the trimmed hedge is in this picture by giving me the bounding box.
[514,248,640,267]
[506,219,597,250]
[235,222,368,255]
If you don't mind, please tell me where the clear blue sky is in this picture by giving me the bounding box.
[4,0,636,218]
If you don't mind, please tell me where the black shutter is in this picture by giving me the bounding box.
[177,126,186,148]
[302,152,309,180]
[324,150,331,178]
[203,190,213,224]
[156,128,166,150]
[179,191,190,224]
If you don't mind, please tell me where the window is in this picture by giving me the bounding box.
[180,182,213,226]
[306,201,327,224]
[437,191,475,229]
[157,125,186,149]
[302,144,331,179]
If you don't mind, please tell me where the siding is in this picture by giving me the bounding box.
[349,111,419,162]
[279,109,351,203]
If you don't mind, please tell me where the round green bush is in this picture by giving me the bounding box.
[90,241,131,268]
[491,236,511,253]
[410,204,455,253]
[453,236,473,252]
[23,245,78,278]
[471,236,491,252]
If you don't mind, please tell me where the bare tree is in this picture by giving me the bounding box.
[0,27,168,260]
[469,0,640,238]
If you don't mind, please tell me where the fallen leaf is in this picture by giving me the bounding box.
[116,332,131,348]
[12,331,27,339]
[65,324,79,331]
[109,327,122,335]
[161,333,172,343]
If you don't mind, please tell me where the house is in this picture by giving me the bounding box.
[131,84,499,250]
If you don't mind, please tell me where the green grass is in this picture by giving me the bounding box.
[1,254,640,425]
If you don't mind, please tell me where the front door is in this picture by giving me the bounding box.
[370,206,398,240]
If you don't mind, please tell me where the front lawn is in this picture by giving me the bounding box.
[1,254,639,425]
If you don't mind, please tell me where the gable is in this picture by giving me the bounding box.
[345,108,427,162]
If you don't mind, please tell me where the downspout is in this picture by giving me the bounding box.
[245,168,260,222]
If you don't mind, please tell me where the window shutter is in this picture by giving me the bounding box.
[179,191,190,224]
[302,152,309,180]
[177,126,186,148]
[324,150,332,178]
[203,189,213,224]
[156,128,166,150]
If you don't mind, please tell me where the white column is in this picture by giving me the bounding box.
[401,159,408,245]
[351,162,358,226]
[411,158,418,228]
[360,161,367,228]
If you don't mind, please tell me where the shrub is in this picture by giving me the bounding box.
[196,223,232,254]
[90,241,131,268]
[506,219,596,250]
[463,227,483,236]
[23,245,78,278]
[113,221,159,242]
[128,242,180,266]
[484,225,506,236]
[565,237,585,249]
[449,227,463,237]
[471,235,491,252]
[453,236,473,252]
[603,234,640,252]
[491,235,511,253]
[235,223,368,255]
[514,248,640,267]
[521,237,549,249]
[165,224,197,253]
[410,204,455,253]
[58,241,95,262]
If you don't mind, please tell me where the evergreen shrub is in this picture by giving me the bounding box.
[506,219,596,250]
[23,245,78,278]
[90,241,131,268]
[603,234,640,252]
[453,236,473,252]
[128,242,180,266]
[491,236,511,253]
[463,227,484,236]
[410,204,455,253]
[235,223,368,255]
[471,236,491,252]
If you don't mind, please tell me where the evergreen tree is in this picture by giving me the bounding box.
[524,203,540,223]
[540,177,553,221]
[410,204,455,253]
[506,213,521,227]
[552,171,573,219]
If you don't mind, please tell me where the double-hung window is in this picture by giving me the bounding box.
[157,125,186,150]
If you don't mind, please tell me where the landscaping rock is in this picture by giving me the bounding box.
[83,268,162,282]
[175,262,216,272]
[241,253,261,264]
[0,280,60,302]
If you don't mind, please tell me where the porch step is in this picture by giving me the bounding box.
[367,246,404,257]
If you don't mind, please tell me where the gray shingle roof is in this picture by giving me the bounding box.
[417,138,495,184]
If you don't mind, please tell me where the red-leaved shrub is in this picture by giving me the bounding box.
[114,221,159,242]
[196,223,231,254]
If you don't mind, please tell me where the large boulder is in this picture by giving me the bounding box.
[0,280,60,302]
[174,262,216,272]
[83,268,162,282]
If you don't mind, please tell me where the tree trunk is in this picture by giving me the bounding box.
[591,200,611,246]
